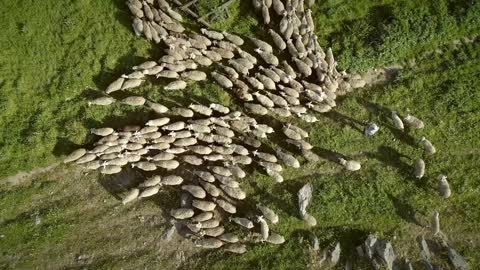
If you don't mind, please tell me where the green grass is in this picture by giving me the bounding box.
[1,0,480,269]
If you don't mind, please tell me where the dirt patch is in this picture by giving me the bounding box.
[3,162,61,185]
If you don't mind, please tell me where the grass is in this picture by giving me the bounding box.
[0,0,479,269]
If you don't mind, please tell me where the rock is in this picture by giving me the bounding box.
[448,248,469,270]
[364,234,378,259]
[417,235,431,260]
[329,242,341,266]
[375,240,395,270]
[364,123,379,136]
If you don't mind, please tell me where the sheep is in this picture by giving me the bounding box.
[257,216,270,240]
[286,139,313,151]
[211,47,235,59]
[202,49,223,62]
[139,185,160,198]
[259,66,281,82]
[258,161,283,172]
[253,150,278,163]
[286,39,299,58]
[162,22,185,33]
[187,123,211,133]
[261,1,271,24]
[105,77,125,94]
[404,114,425,129]
[339,158,361,171]
[191,212,214,223]
[156,70,179,79]
[201,219,220,229]
[181,155,204,166]
[195,238,224,249]
[221,185,246,200]
[200,28,224,40]
[122,188,140,204]
[194,170,215,183]
[199,181,221,197]
[192,199,217,212]
[100,165,122,175]
[173,137,197,147]
[140,176,162,188]
[192,55,213,66]
[230,217,254,229]
[215,198,237,214]
[209,103,230,114]
[282,126,302,140]
[156,160,180,170]
[364,123,379,137]
[122,96,146,106]
[229,165,246,179]
[132,161,157,171]
[218,233,239,243]
[223,243,247,254]
[254,48,279,66]
[162,121,185,131]
[420,137,436,155]
[188,104,212,116]
[64,148,87,163]
[161,175,184,186]
[266,233,285,245]
[281,60,297,79]
[145,117,170,127]
[215,175,240,188]
[164,80,187,90]
[437,175,451,199]
[266,169,284,183]
[203,227,226,238]
[181,70,207,81]
[272,0,285,15]
[292,57,312,77]
[257,204,279,224]
[237,48,258,65]
[268,29,287,50]
[303,213,317,227]
[249,37,274,53]
[221,31,244,46]
[252,92,275,108]
[75,153,97,164]
[414,159,425,179]
[181,185,207,199]
[166,7,183,22]
[170,208,195,220]
[278,85,300,98]
[391,111,404,130]
[276,150,300,168]
[212,72,233,88]
[244,103,269,115]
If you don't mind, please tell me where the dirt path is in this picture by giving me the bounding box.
[3,162,61,185]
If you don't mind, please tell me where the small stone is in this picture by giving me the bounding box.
[329,242,341,266]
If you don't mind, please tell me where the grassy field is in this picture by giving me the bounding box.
[1,0,479,269]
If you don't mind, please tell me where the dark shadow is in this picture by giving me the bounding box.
[356,98,417,147]
[364,145,411,177]
[311,146,344,163]
[324,110,364,133]
[387,193,421,226]
[52,137,84,157]
[93,48,149,91]
[97,167,142,200]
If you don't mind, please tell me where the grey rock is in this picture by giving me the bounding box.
[448,248,469,270]
[375,240,395,270]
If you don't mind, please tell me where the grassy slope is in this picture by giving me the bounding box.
[1,0,479,269]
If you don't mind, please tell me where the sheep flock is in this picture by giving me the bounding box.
[63,0,469,269]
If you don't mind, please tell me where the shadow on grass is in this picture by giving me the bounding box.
[387,192,422,226]
[364,145,412,177]
[356,98,417,147]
